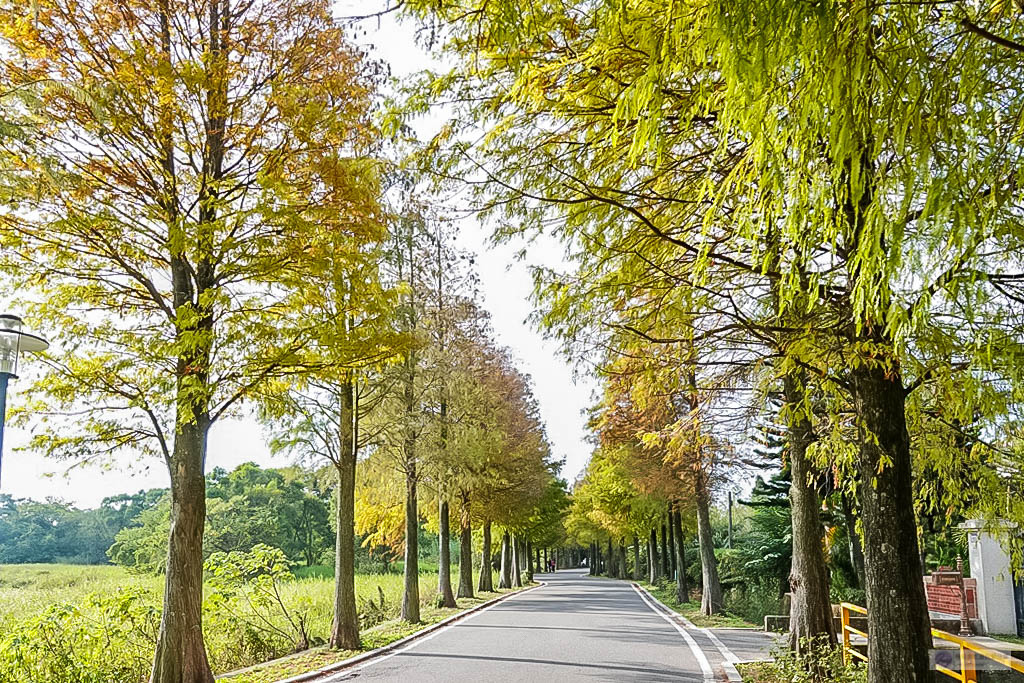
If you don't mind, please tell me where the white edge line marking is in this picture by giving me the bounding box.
[631,584,714,682]
[322,586,538,681]
[699,628,743,682]
[635,585,745,683]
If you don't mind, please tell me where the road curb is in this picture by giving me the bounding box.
[272,581,546,683]
[632,583,744,683]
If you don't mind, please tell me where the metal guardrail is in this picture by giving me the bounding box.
[840,602,1024,682]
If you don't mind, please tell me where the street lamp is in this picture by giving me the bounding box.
[0,314,48,490]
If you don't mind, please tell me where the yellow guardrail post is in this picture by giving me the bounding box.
[841,603,851,665]
[839,601,1024,680]
[963,643,976,683]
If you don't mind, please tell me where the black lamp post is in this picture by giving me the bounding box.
[0,314,48,490]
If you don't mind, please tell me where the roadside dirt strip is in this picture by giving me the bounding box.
[273,583,546,683]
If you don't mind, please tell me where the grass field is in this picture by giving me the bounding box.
[0,562,501,680]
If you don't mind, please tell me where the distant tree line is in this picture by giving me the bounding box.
[0,463,402,571]
[0,489,163,565]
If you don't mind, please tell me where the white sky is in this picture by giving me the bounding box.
[0,2,597,508]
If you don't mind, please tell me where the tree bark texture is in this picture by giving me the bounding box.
[512,536,523,587]
[401,461,420,623]
[785,373,837,650]
[329,380,359,649]
[633,536,641,581]
[457,494,474,599]
[661,523,670,577]
[151,420,214,683]
[648,527,659,583]
[499,531,512,589]
[437,499,457,608]
[695,476,723,616]
[672,507,688,604]
[666,512,676,576]
[478,520,494,592]
[852,361,933,682]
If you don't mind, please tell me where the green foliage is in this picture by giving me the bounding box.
[205,545,315,662]
[641,580,756,629]
[358,585,392,628]
[107,463,333,573]
[0,587,158,683]
[0,562,450,678]
[728,505,792,597]
[0,491,164,565]
[741,637,867,683]
[206,464,332,566]
[721,579,782,628]
[107,496,172,573]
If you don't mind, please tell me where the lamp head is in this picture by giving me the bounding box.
[0,314,48,377]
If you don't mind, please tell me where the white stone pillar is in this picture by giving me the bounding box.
[961,519,1018,635]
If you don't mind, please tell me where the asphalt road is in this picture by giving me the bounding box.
[325,568,778,683]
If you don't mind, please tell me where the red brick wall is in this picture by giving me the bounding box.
[924,578,977,619]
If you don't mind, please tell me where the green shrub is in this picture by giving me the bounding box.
[204,544,316,667]
[744,637,867,683]
[0,587,158,683]
[0,562,448,679]
[723,578,782,625]
[829,570,866,606]
[359,585,392,628]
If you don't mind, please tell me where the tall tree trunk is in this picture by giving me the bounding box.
[661,522,670,577]
[785,373,837,650]
[606,537,616,578]
[672,506,688,604]
[456,493,474,599]
[401,460,420,623]
[526,541,534,582]
[152,74,217,678]
[852,361,933,682]
[478,520,494,592]
[666,512,676,576]
[633,536,641,581]
[618,541,627,579]
[151,419,214,683]
[512,535,523,587]
[437,499,456,608]
[695,475,723,615]
[648,528,659,583]
[329,380,359,649]
[498,530,511,589]
[398,176,420,625]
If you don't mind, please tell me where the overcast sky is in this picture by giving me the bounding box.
[0,3,597,508]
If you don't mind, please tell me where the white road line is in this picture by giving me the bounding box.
[635,585,746,683]
[697,628,743,683]
[631,584,715,682]
[322,586,540,681]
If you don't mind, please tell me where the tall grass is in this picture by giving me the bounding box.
[0,563,445,678]
[0,564,161,631]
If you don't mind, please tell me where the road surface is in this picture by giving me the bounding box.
[324,568,778,682]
